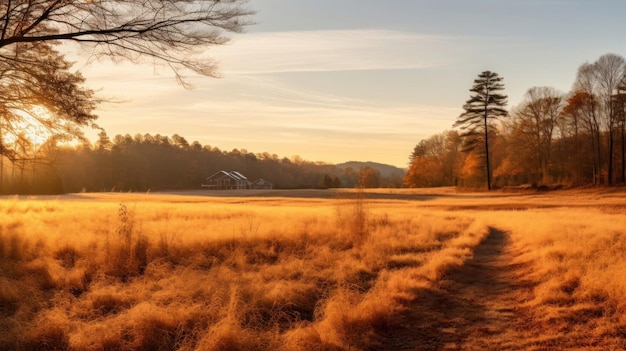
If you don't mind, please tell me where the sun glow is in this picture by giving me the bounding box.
[6,106,55,146]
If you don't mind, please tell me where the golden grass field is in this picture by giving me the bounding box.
[0,187,625,350]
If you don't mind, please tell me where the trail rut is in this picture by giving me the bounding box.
[382,228,536,350]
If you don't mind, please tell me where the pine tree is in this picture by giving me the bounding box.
[454,71,508,190]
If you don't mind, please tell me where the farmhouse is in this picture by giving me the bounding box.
[201,171,273,190]
[201,171,250,189]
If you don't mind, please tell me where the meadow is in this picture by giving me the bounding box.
[0,188,624,350]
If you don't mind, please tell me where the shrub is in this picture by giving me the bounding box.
[106,203,152,279]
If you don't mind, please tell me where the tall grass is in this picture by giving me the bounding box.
[477,206,626,347]
[6,189,623,349]
[0,192,487,350]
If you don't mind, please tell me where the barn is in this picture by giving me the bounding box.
[201,171,251,189]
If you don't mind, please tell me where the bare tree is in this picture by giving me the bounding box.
[592,53,626,185]
[613,81,626,184]
[0,0,254,84]
[571,63,603,183]
[561,90,595,183]
[513,86,563,183]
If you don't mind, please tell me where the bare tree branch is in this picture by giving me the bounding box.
[0,0,255,79]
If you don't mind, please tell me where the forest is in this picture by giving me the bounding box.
[0,132,404,194]
[404,53,626,189]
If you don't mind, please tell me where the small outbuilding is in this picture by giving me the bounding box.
[250,178,273,190]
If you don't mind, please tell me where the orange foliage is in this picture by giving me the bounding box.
[459,152,485,186]
[403,156,442,187]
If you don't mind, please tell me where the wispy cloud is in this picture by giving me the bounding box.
[212,29,454,74]
[71,29,472,166]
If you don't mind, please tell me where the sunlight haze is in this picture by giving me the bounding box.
[74,0,626,167]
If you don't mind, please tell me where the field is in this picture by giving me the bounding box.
[0,188,625,350]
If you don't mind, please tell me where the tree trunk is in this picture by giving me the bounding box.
[0,126,3,192]
[595,122,602,185]
[484,106,491,191]
[620,99,626,184]
[608,126,614,186]
[574,123,581,183]
[622,116,626,184]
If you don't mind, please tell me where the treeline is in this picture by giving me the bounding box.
[405,53,626,189]
[0,132,402,194]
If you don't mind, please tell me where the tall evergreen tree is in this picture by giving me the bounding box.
[454,71,508,190]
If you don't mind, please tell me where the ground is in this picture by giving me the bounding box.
[382,228,533,350]
[1,187,625,350]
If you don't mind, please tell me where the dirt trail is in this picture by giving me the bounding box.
[382,228,536,351]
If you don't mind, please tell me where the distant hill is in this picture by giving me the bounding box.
[336,161,406,178]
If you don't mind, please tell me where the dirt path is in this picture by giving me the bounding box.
[382,228,536,351]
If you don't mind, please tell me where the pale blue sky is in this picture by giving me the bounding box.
[76,0,626,167]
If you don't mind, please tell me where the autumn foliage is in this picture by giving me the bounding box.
[405,53,626,189]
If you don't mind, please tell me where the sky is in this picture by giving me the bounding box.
[73,0,626,168]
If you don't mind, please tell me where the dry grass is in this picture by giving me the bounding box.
[0,191,488,350]
[476,207,626,347]
[2,188,624,350]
